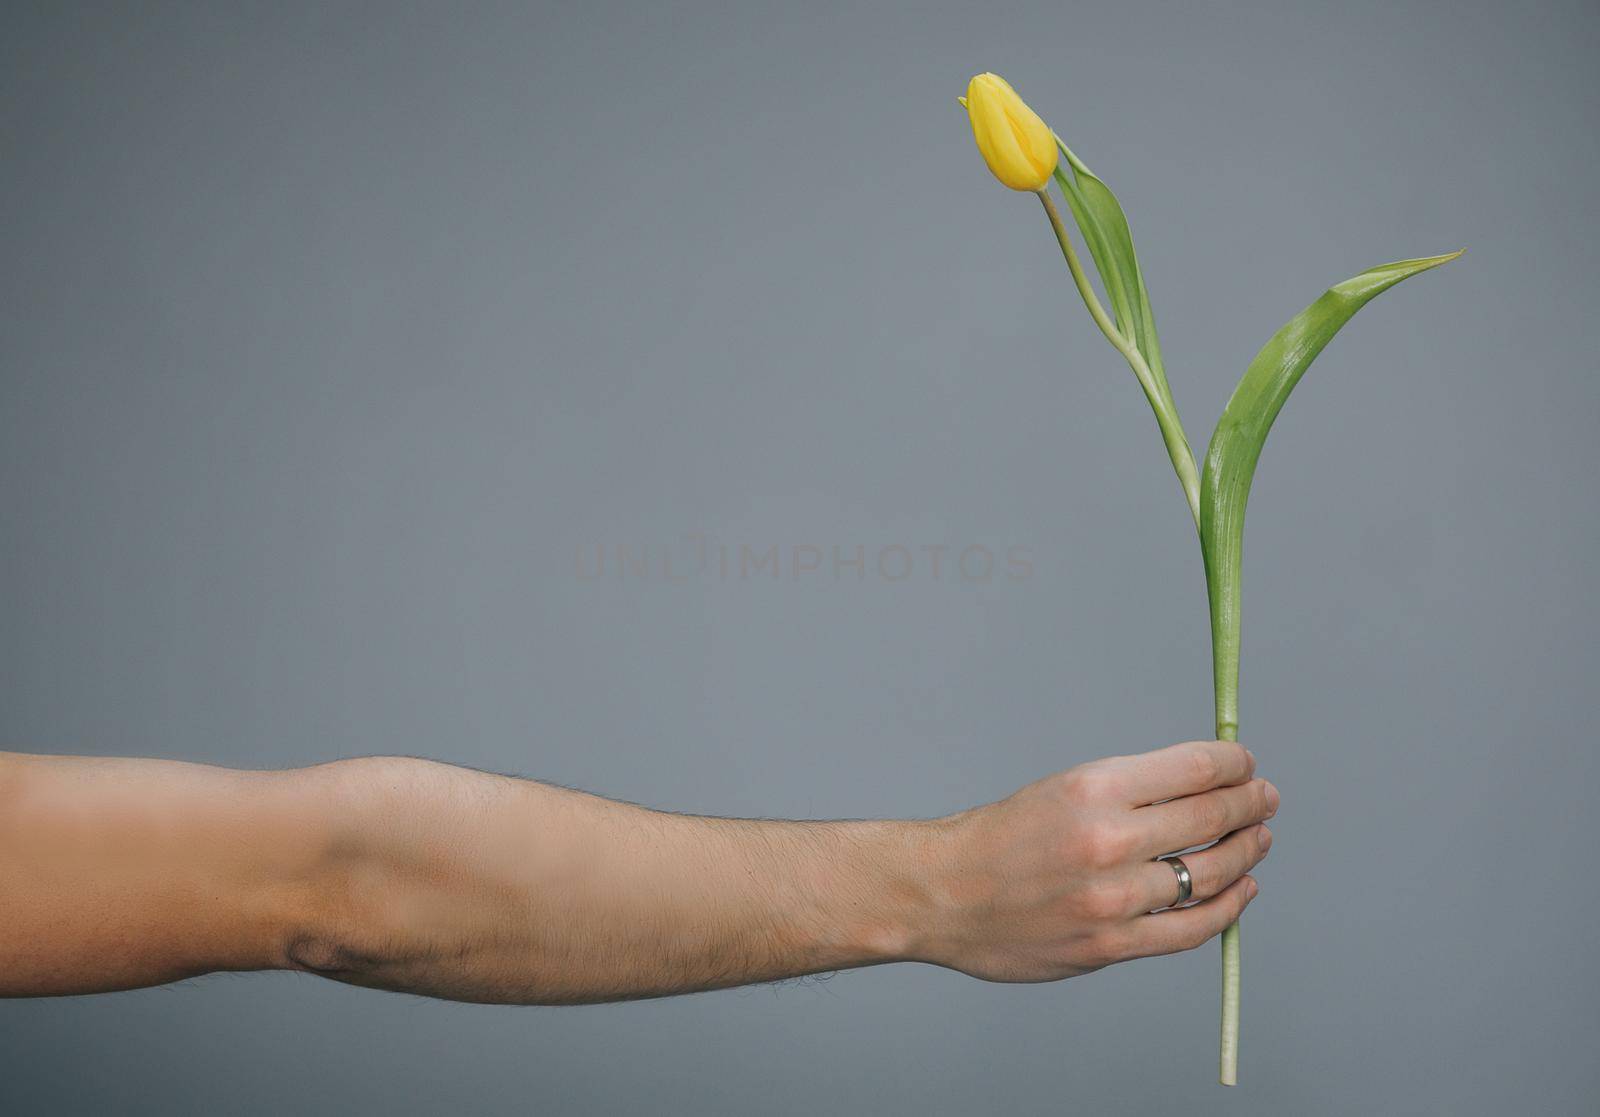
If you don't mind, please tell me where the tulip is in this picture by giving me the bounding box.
[964,73,1058,191]
[955,73,1462,1085]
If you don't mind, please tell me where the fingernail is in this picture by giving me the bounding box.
[1245,878,1259,900]
[1258,826,1273,853]
[1264,781,1280,815]
[1244,747,1257,768]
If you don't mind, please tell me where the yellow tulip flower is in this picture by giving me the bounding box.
[964,73,1058,192]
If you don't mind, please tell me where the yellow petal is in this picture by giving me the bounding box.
[964,72,1057,192]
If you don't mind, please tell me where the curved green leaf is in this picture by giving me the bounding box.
[1051,141,1169,394]
[1051,139,1198,520]
[1199,250,1463,737]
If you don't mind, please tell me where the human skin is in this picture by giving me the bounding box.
[0,741,1275,1002]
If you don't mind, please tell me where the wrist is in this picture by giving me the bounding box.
[826,817,954,968]
[877,809,985,973]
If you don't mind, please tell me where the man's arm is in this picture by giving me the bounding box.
[0,752,324,994]
[0,742,1276,1002]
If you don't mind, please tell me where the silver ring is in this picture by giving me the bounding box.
[1159,855,1193,907]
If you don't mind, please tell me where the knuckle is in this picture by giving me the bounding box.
[1061,765,1117,806]
[1253,779,1272,816]
[1079,879,1134,921]
[1074,820,1133,868]
[1225,740,1251,774]
[1188,747,1222,787]
[1081,928,1128,969]
[1194,796,1230,840]
[1193,854,1227,897]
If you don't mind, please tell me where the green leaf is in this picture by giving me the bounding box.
[1051,138,1198,521]
[1198,249,1463,736]
[1051,140,1172,400]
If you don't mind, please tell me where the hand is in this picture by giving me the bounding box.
[915,741,1277,981]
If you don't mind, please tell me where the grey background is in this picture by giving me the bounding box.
[2,1,1596,1113]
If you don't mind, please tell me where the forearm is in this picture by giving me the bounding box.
[289,758,941,1003]
[0,752,938,1002]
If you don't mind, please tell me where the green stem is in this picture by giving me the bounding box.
[1204,460,1244,1084]
[1036,189,1201,529]
[1219,921,1240,1085]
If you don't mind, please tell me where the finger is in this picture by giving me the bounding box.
[1126,875,1258,959]
[1115,740,1255,806]
[1134,778,1278,857]
[1133,825,1271,913]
